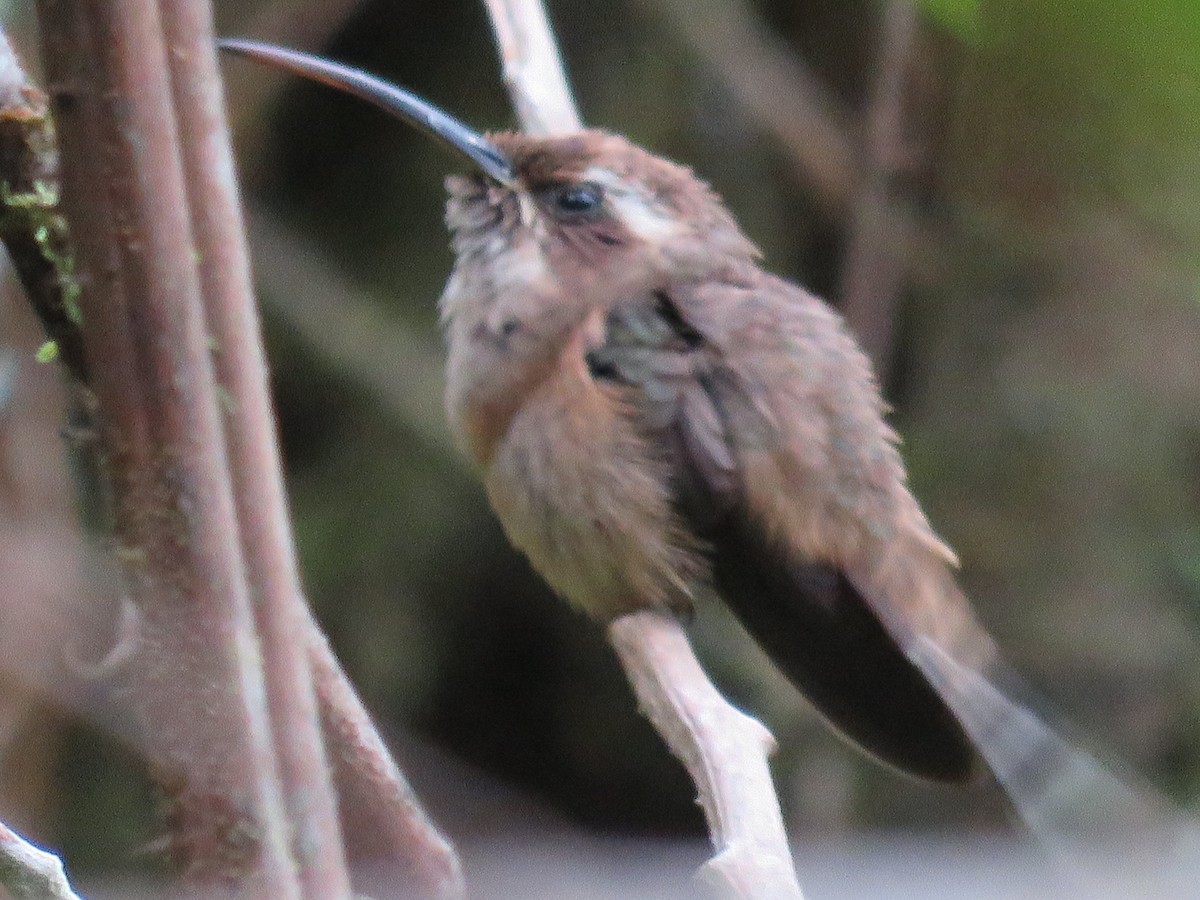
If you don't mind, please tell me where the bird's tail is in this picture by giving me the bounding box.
[909,636,1200,894]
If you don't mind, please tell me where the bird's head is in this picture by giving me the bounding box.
[447,130,759,291]
[219,40,759,298]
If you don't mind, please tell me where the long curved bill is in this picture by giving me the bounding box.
[218,38,515,186]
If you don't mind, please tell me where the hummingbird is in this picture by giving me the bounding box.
[220,39,1001,784]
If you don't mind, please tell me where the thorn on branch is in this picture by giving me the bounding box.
[64,592,140,681]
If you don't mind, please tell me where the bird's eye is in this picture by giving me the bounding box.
[551,182,604,217]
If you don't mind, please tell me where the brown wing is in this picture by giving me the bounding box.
[587,278,990,783]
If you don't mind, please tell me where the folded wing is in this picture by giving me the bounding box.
[587,278,988,782]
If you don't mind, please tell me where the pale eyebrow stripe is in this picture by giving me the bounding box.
[580,166,680,240]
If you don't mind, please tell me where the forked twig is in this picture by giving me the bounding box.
[610,615,804,898]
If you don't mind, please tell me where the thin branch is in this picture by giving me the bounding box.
[159,2,351,894]
[639,0,946,293]
[836,0,920,373]
[0,820,82,900]
[481,0,581,135]
[33,1,299,891]
[638,0,858,217]
[481,2,804,896]
[217,21,468,894]
[610,614,804,899]
[308,625,466,898]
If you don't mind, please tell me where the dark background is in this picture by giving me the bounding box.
[1,0,1199,893]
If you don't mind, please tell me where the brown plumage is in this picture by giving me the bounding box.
[218,42,1000,783]
[441,131,996,782]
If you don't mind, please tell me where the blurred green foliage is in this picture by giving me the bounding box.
[919,0,981,38]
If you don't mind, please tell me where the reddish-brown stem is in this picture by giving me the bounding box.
[34,0,298,892]
[15,2,463,891]
[308,626,466,898]
[214,8,468,893]
[158,2,352,895]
